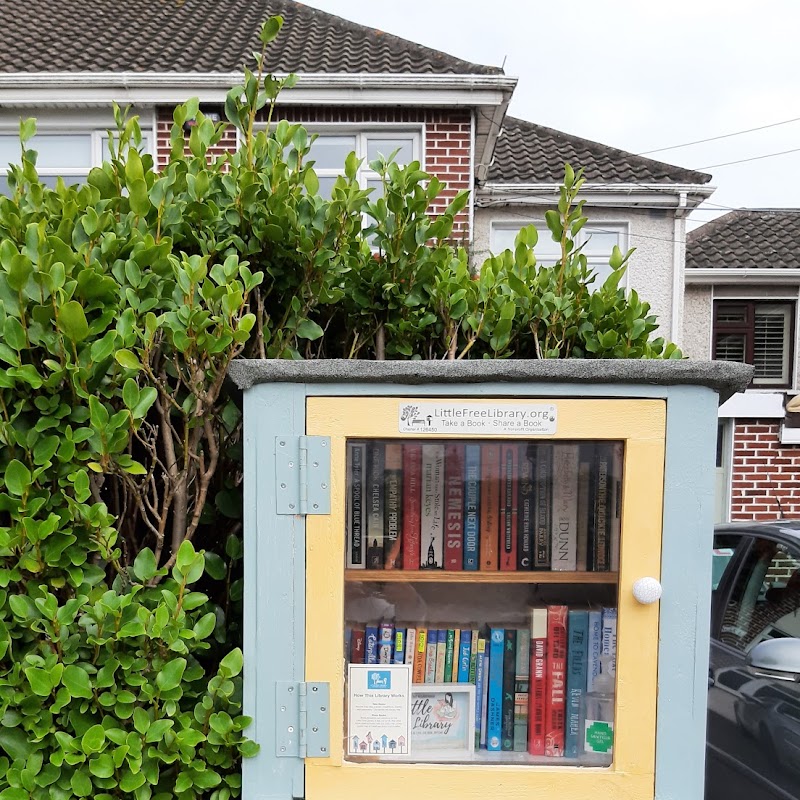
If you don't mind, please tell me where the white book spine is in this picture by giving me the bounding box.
[551,444,579,570]
[587,610,603,691]
[601,607,618,676]
[346,442,366,568]
[425,638,438,683]
[405,628,416,667]
[421,444,445,569]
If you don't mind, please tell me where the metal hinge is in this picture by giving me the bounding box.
[276,681,330,758]
[276,436,331,515]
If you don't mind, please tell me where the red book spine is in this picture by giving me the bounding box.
[500,443,518,571]
[545,605,568,756]
[528,635,547,755]
[480,444,501,571]
[402,444,422,570]
[444,444,465,570]
[350,627,366,664]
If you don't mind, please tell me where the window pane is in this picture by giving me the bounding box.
[582,229,620,255]
[490,225,561,262]
[0,135,23,166]
[367,137,414,165]
[317,175,339,199]
[753,308,789,381]
[586,258,613,287]
[309,135,356,171]
[0,174,9,195]
[715,333,746,363]
[9,134,92,169]
[366,178,384,198]
[716,304,748,325]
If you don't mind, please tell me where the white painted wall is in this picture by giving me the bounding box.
[473,204,681,341]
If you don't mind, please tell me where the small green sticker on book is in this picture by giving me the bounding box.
[584,720,614,754]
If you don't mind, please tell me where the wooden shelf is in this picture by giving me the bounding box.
[345,570,617,584]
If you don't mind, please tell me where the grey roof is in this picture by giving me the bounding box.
[228,358,753,403]
[488,116,712,186]
[686,209,800,270]
[0,0,501,75]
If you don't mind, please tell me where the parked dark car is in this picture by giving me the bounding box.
[708,521,800,800]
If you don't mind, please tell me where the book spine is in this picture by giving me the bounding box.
[576,452,592,572]
[424,630,438,683]
[545,605,568,756]
[413,628,427,684]
[345,627,351,664]
[610,442,624,573]
[435,629,447,683]
[480,650,490,748]
[365,625,379,665]
[421,444,445,569]
[500,443,519,571]
[486,628,505,751]
[565,611,589,758]
[551,445,579,571]
[594,445,612,571]
[587,611,602,691]
[458,629,472,682]
[405,628,416,670]
[514,628,531,752]
[501,629,517,750]
[468,629,480,683]
[480,444,501,571]
[401,444,422,570]
[534,444,552,569]
[384,444,403,569]
[602,607,618,676]
[527,612,548,756]
[444,444,465,570]
[393,628,406,665]
[517,444,535,569]
[444,629,456,682]
[474,635,487,748]
[350,627,366,665]
[378,621,394,664]
[366,442,385,569]
[346,442,366,568]
[463,445,481,570]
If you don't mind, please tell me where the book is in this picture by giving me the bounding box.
[393,628,406,665]
[576,454,592,572]
[501,629,517,750]
[365,625,379,665]
[474,633,487,748]
[444,444,465,570]
[533,444,552,569]
[458,629,472,682]
[480,648,490,748]
[468,628,480,684]
[424,630,438,683]
[594,444,612,571]
[602,607,618,677]
[345,627,352,664]
[378,621,394,664]
[565,610,589,758]
[346,442,366,569]
[480,444,501,571]
[527,608,548,756]
[444,629,456,682]
[587,610,603,692]
[405,628,416,670]
[517,444,535,569]
[610,442,624,573]
[413,628,427,684]
[545,605,568,756]
[435,629,447,683]
[366,442,385,569]
[463,445,481,570]
[486,628,505,751]
[514,627,531,752]
[384,444,403,569]
[401,444,422,570]
[551,445,579,571]
[421,444,445,569]
[499,443,519,571]
[350,626,366,665]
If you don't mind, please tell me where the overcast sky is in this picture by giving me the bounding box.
[307,0,800,229]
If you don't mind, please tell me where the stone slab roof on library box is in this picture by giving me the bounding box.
[0,0,502,75]
[686,209,800,270]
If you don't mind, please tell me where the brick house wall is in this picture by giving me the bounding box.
[155,106,472,240]
[731,419,800,520]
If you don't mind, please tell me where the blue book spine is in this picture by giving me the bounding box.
[393,628,406,664]
[486,628,505,751]
[365,625,379,665]
[457,629,472,682]
[565,610,589,758]
[474,638,486,748]
[463,445,481,570]
[587,610,602,691]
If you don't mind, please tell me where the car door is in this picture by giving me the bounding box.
[707,532,800,800]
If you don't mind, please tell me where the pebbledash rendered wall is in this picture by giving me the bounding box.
[155,105,473,240]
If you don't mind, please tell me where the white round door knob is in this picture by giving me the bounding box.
[632,577,662,604]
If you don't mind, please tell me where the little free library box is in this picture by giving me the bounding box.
[227,359,752,800]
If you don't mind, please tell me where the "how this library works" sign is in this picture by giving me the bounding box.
[399,403,557,436]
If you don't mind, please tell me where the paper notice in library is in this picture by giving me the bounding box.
[348,664,412,757]
[398,403,557,436]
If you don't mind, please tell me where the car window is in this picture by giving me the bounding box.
[719,537,800,652]
[712,533,739,590]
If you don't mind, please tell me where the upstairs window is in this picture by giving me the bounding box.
[713,301,794,388]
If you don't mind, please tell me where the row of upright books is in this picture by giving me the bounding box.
[346,440,623,572]
[345,605,617,757]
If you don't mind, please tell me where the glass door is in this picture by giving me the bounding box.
[305,397,665,800]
